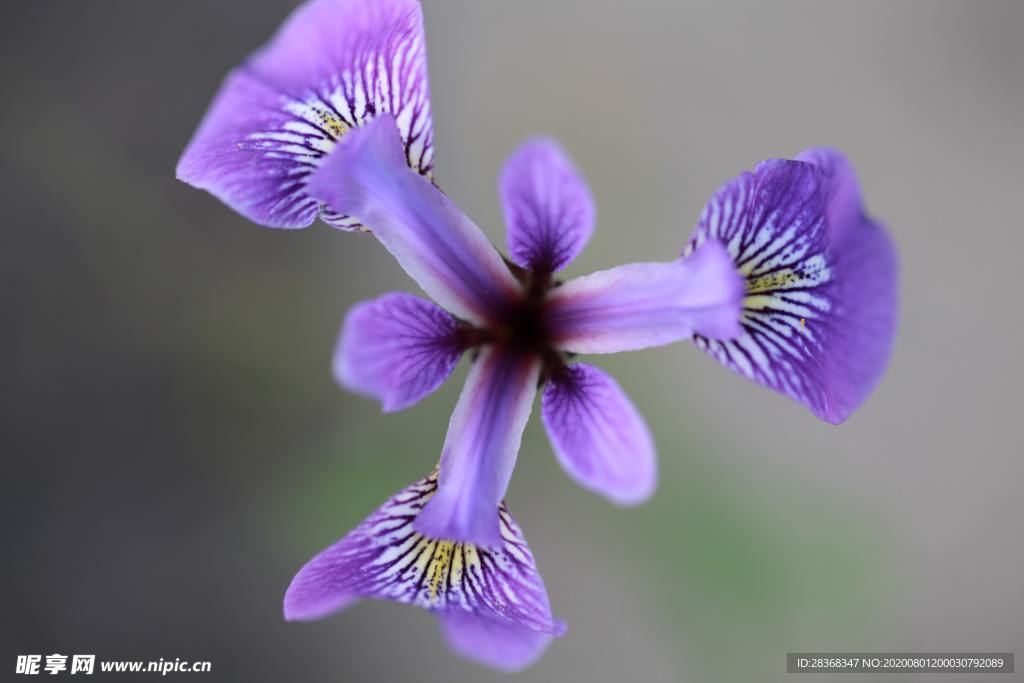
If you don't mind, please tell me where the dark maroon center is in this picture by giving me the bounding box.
[491,295,552,354]
[454,264,569,380]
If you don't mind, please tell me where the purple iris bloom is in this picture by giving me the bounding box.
[278,109,748,669]
[176,0,897,671]
[302,115,744,542]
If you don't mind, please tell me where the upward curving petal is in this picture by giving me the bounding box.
[500,139,595,274]
[795,147,861,239]
[689,152,897,423]
[176,0,433,229]
[546,239,745,354]
[307,115,523,324]
[414,346,541,547]
[335,292,464,412]
[542,364,656,505]
[283,471,564,670]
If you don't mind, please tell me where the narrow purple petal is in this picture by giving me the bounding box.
[335,292,463,412]
[690,152,897,423]
[545,239,744,354]
[542,364,656,505]
[176,0,434,229]
[414,347,541,547]
[439,612,555,672]
[283,471,565,668]
[307,115,523,324]
[500,139,595,274]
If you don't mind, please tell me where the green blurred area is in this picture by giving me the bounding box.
[288,417,881,682]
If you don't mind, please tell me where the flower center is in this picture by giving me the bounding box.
[494,294,552,354]
[455,266,569,379]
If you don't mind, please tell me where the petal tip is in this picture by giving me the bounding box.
[820,411,849,426]
[282,580,359,622]
[305,114,405,215]
[605,478,657,507]
[681,238,745,340]
[413,496,505,548]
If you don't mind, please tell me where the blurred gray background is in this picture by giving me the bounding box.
[2,1,1022,681]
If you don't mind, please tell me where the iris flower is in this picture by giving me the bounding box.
[177,0,897,670]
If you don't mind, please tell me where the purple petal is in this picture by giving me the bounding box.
[335,293,463,412]
[283,471,565,662]
[500,139,595,274]
[545,239,744,354]
[307,116,523,324]
[176,0,433,229]
[690,152,897,423]
[439,611,556,672]
[414,347,541,546]
[542,364,656,505]
[796,147,861,239]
